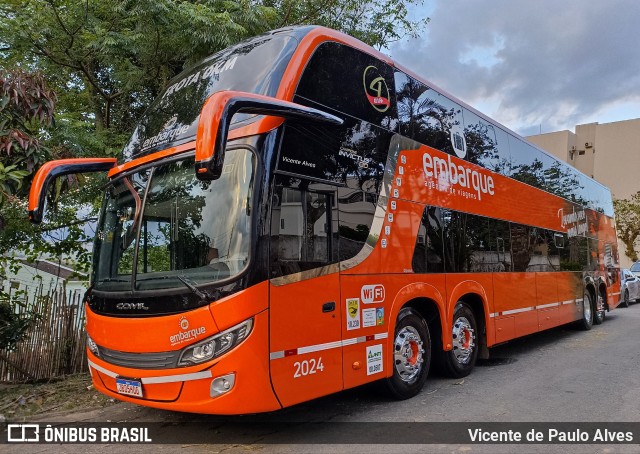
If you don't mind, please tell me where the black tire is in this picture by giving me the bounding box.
[577,291,594,330]
[622,290,630,308]
[386,307,431,400]
[594,292,606,325]
[438,302,479,378]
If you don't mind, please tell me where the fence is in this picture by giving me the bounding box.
[0,288,87,383]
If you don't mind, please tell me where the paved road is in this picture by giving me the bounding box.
[7,303,640,453]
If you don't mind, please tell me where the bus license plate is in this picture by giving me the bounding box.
[116,378,143,398]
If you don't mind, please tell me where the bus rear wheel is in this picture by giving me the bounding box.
[439,302,478,378]
[386,307,431,400]
[594,292,606,325]
[578,290,594,330]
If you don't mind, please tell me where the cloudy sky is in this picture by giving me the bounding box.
[389,0,640,137]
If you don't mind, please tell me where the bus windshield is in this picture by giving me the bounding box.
[121,33,297,159]
[93,149,255,292]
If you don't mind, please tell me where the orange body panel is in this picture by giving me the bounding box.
[209,281,269,331]
[556,273,583,324]
[397,146,572,231]
[446,275,494,346]
[269,273,343,407]
[494,316,515,344]
[339,275,447,387]
[535,273,560,330]
[88,304,218,353]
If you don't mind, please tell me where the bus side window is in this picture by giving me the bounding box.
[412,206,445,273]
[442,210,496,273]
[489,218,512,272]
[462,108,500,171]
[557,233,577,271]
[464,214,492,273]
[337,187,376,262]
[510,223,533,272]
[565,236,589,272]
[394,71,464,157]
[270,183,338,277]
[541,230,562,272]
[526,228,557,272]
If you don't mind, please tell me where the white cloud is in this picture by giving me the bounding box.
[390,0,640,136]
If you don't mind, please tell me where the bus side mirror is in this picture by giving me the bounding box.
[28,158,117,224]
[194,90,344,181]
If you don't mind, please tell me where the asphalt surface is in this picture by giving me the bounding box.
[6,303,640,453]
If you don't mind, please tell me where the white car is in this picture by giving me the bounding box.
[620,268,640,307]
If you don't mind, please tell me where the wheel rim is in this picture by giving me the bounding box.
[583,295,592,322]
[452,316,475,364]
[394,326,424,383]
[596,295,604,320]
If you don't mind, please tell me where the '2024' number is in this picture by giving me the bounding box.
[293,357,325,378]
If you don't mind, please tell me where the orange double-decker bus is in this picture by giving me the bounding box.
[28,26,620,414]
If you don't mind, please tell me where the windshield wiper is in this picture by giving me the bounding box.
[176,275,210,301]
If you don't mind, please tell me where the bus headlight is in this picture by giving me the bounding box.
[87,334,100,357]
[178,318,253,367]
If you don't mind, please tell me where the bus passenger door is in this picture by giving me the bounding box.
[268,184,343,407]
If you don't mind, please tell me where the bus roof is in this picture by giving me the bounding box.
[119,25,612,196]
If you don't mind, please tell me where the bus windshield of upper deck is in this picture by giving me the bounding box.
[93,149,255,292]
[121,33,297,159]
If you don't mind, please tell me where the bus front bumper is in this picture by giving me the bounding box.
[87,310,281,414]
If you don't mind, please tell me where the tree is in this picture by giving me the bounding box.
[0,68,56,200]
[613,193,640,262]
[0,66,94,271]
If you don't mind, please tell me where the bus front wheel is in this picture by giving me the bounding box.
[439,302,479,378]
[386,307,431,400]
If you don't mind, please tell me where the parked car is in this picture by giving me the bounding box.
[630,261,640,277]
[620,268,640,307]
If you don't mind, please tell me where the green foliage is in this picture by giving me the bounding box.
[0,68,56,187]
[0,163,29,203]
[613,193,640,262]
[0,297,38,351]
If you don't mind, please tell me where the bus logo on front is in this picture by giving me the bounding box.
[361,285,385,304]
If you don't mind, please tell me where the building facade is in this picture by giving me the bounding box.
[527,119,640,267]
[1,258,88,304]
